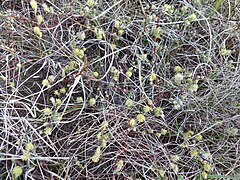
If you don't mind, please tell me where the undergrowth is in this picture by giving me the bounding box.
[0,0,239,179]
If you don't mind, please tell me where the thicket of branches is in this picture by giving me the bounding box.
[0,0,239,179]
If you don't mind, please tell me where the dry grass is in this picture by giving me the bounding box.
[0,0,239,179]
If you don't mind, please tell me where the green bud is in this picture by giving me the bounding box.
[137,114,146,122]
[143,105,152,113]
[174,66,182,73]
[89,98,96,106]
[12,166,23,178]
[126,71,132,78]
[43,108,52,115]
[25,142,34,151]
[93,71,99,78]
[37,15,43,25]
[161,129,167,135]
[33,26,42,38]
[30,0,38,13]
[129,118,136,127]
[203,163,211,172]
[125,99,134,108]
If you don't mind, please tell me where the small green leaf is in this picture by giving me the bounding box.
[89,98,96,106]
[118,29,124,36]
[37,15,43,25]
[214,0,223,12]
[129,118,136,127]
[161,129,168,135]
[115,160,124,173]
[86,0,96,7]
[126,71,132,78]
[60,87,66,94]
[73,48,84,59]
[93,71,99,78]
[155,107,163,117]
[44,126,52,135]
[42,3,50,13]
[21,153,31,161]
[30,0,38,12]
[12,166,22,178]
[43,108,52,116]
[143,105,152,113]
[92,146,101,163]
[174,73,183,83]
[137,114,146,122]
[202,171,208,179]
[101,120,108,130]
[170,163,179,173]
[33,26,42,38]
[174,66,182,73]
[204,163,211,172]
[25,142,34,151]
[42,79,51,88]
[125,99,134,108]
